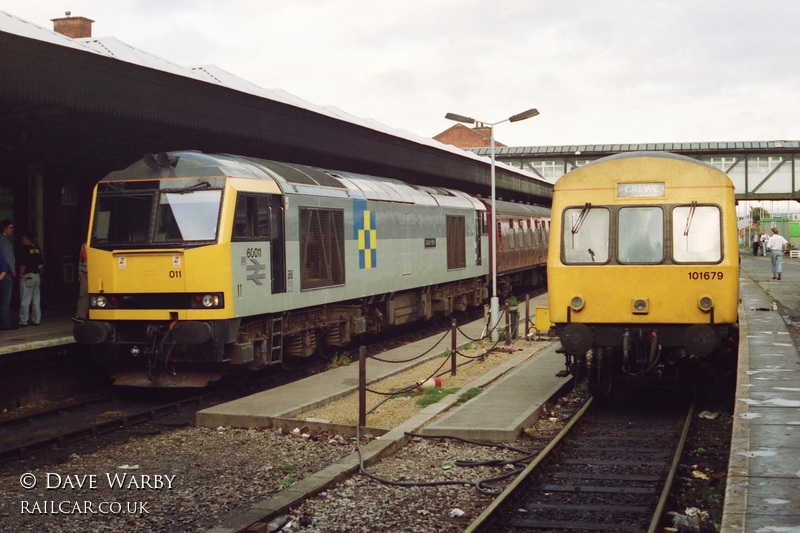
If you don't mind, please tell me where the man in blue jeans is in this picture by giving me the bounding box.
[0,220,14,330]
[767,227,789,280]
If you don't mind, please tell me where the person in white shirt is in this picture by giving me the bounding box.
[766,227,789,280]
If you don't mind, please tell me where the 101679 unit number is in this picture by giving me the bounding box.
[688,271,724,280]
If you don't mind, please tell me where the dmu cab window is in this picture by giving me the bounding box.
[672,204,722,263]
[618,207,664,263]
[562,205,610,264]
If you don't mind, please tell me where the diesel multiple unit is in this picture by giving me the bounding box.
[547,152,739,397]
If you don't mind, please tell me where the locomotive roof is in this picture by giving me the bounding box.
[102,151,485,210]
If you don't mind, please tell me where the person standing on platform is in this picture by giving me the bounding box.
[72,242,88,323]
[760,230,769,256]
[752,228,760,256]
[17,231,44,327]
[767,227,789,280]
[0,220,15,330]
[0,251,11,330]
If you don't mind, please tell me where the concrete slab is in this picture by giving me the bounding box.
[421,344,570,442]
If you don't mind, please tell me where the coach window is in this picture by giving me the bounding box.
[672,204,722,263]
[618,207,664,263]
[518,220,525,248]
[562,205,609,264]
[527,220,533,247]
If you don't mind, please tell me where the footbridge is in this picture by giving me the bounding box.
[475,140,800,202]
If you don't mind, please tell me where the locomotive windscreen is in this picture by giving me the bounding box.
[92,181,223,249]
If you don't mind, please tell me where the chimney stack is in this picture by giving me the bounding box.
[52,12,94,39]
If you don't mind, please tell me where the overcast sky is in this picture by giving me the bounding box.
[3,1,800,148]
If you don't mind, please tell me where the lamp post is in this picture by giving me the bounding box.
[445,108,540,341]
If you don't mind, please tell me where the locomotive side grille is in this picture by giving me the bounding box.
[300,207,345,290]
[446,215,466,269]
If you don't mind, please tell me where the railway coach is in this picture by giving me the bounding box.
[73,151,548,386]
[547,152,739,397]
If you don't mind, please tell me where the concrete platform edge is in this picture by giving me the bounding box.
[722,298,750,532]
[0,335,75,355]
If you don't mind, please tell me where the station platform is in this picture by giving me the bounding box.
[723,253,800,531]
[0,312,75,356]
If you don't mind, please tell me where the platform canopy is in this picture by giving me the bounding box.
[0,10,552,205]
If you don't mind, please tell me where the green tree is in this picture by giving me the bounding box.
[751,207,770,224]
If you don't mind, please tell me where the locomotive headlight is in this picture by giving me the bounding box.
[90,295,117,309]
[632,298,649,314]
[698,295,713,312]
[192,293,223,308]
[570,295,585,311]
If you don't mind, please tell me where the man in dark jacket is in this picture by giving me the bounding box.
[18,232,44,326]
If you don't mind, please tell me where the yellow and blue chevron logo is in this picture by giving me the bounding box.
[354,199,377,269]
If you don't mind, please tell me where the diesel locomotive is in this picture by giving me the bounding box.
[547,152,739,397]
[73,151,549,386]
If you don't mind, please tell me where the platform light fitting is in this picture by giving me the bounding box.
[444,107,540,341]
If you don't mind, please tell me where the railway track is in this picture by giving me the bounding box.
[467,398,693,532]
[0,390,232,465]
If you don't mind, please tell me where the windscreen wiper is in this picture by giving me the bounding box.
[683,201,697,237]
[162,181,213,194]
[572,202,592,235]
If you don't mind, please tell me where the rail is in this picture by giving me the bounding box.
[464,399,695,532]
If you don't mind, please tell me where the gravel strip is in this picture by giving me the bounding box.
[1,426,355,532]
